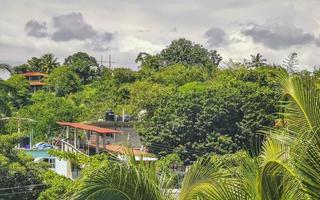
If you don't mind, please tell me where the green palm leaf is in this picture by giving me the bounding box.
[259,138,305,200]
[279,75,320,134]
[292,135,320,199]
[179,156,246,200]
[73,151,173,200]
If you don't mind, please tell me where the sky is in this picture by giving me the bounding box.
[1,0,320,78]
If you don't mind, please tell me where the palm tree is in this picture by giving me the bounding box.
[0,63,13,75]
[40,53,59,73]
[27,57,42,72]
[249,53,267,68]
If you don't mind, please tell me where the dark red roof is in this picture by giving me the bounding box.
[22,72,47,77]
[57,122,123,134]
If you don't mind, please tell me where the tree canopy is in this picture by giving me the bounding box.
[64,52,100,84]
[46,66,81,96]
[136,38,222,73]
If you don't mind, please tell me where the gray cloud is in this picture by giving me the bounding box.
[25,12,115,51]
[205,27,226,47]
[51,12,97,41]
[241,23,315,49]
[315,37,320,47]
[25,20,48,38]
[84,32,114,51]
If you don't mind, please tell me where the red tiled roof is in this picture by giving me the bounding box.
[22,72,48,77]
[57,122,123,134]
[30,81,46,86]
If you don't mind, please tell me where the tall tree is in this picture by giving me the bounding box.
[40,53,60,73]
[27,57,42,72]
[26,54,59,73]
[46,66,81,96]
[136,38,222,73]
[248,53,267,68]
[283,52,298,73]
[64,52,100,84]
[0,63,13,75]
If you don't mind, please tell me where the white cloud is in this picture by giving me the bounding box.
[119,36,164,54]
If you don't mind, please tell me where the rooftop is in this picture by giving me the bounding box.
[57,121,123,134]
[21,72,48,77]
[30,81,46,86]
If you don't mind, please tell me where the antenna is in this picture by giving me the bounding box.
[99,54,115,69]
[108,54,116,69]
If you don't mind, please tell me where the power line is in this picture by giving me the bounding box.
[0,188,44,196]
[0,183,46,191]
[146,142,211,155]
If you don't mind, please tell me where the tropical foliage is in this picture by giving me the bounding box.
[63,73,320,200]
[1,38,320,199]
[46,66,81,96]
[0,132,48,200]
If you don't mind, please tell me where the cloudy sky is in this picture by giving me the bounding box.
[1,0,320,78]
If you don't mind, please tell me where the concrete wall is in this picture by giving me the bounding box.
[91,122,142,147]
[55,159,70,177]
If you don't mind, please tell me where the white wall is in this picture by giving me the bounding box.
[55,159,69,177]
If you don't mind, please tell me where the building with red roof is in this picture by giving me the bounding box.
[55,121,156,179]
[21,72,47,92]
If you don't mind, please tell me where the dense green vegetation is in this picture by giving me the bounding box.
[1,38,320,199]
[1,39,285,160]
[38,73,320,200]
[0,133,48,199]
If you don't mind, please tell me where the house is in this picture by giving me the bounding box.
[54,121,156,179]
[21,72,47,92]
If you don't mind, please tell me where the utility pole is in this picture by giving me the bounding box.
[99,54,115,69]
[100,56,104,67]
[99,56,108,68]
[0,117,37,149]
[108,54,115,69]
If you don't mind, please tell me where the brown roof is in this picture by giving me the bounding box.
[57,122,123,134]
[22,72,48,77]
[30,81,46,86]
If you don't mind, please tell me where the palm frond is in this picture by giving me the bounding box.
[279,75,320,135]
[292,134,320,199]
[0,63,13,75]
[179,156,245,200]
[73,149,173,200]
[259,138,305,200]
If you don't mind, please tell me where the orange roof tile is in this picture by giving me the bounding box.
[22,72,48,77]
[29,81,46,86]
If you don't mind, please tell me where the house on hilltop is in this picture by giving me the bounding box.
[21,72,47,92]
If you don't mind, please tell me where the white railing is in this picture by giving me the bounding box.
[60,139,86,155]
